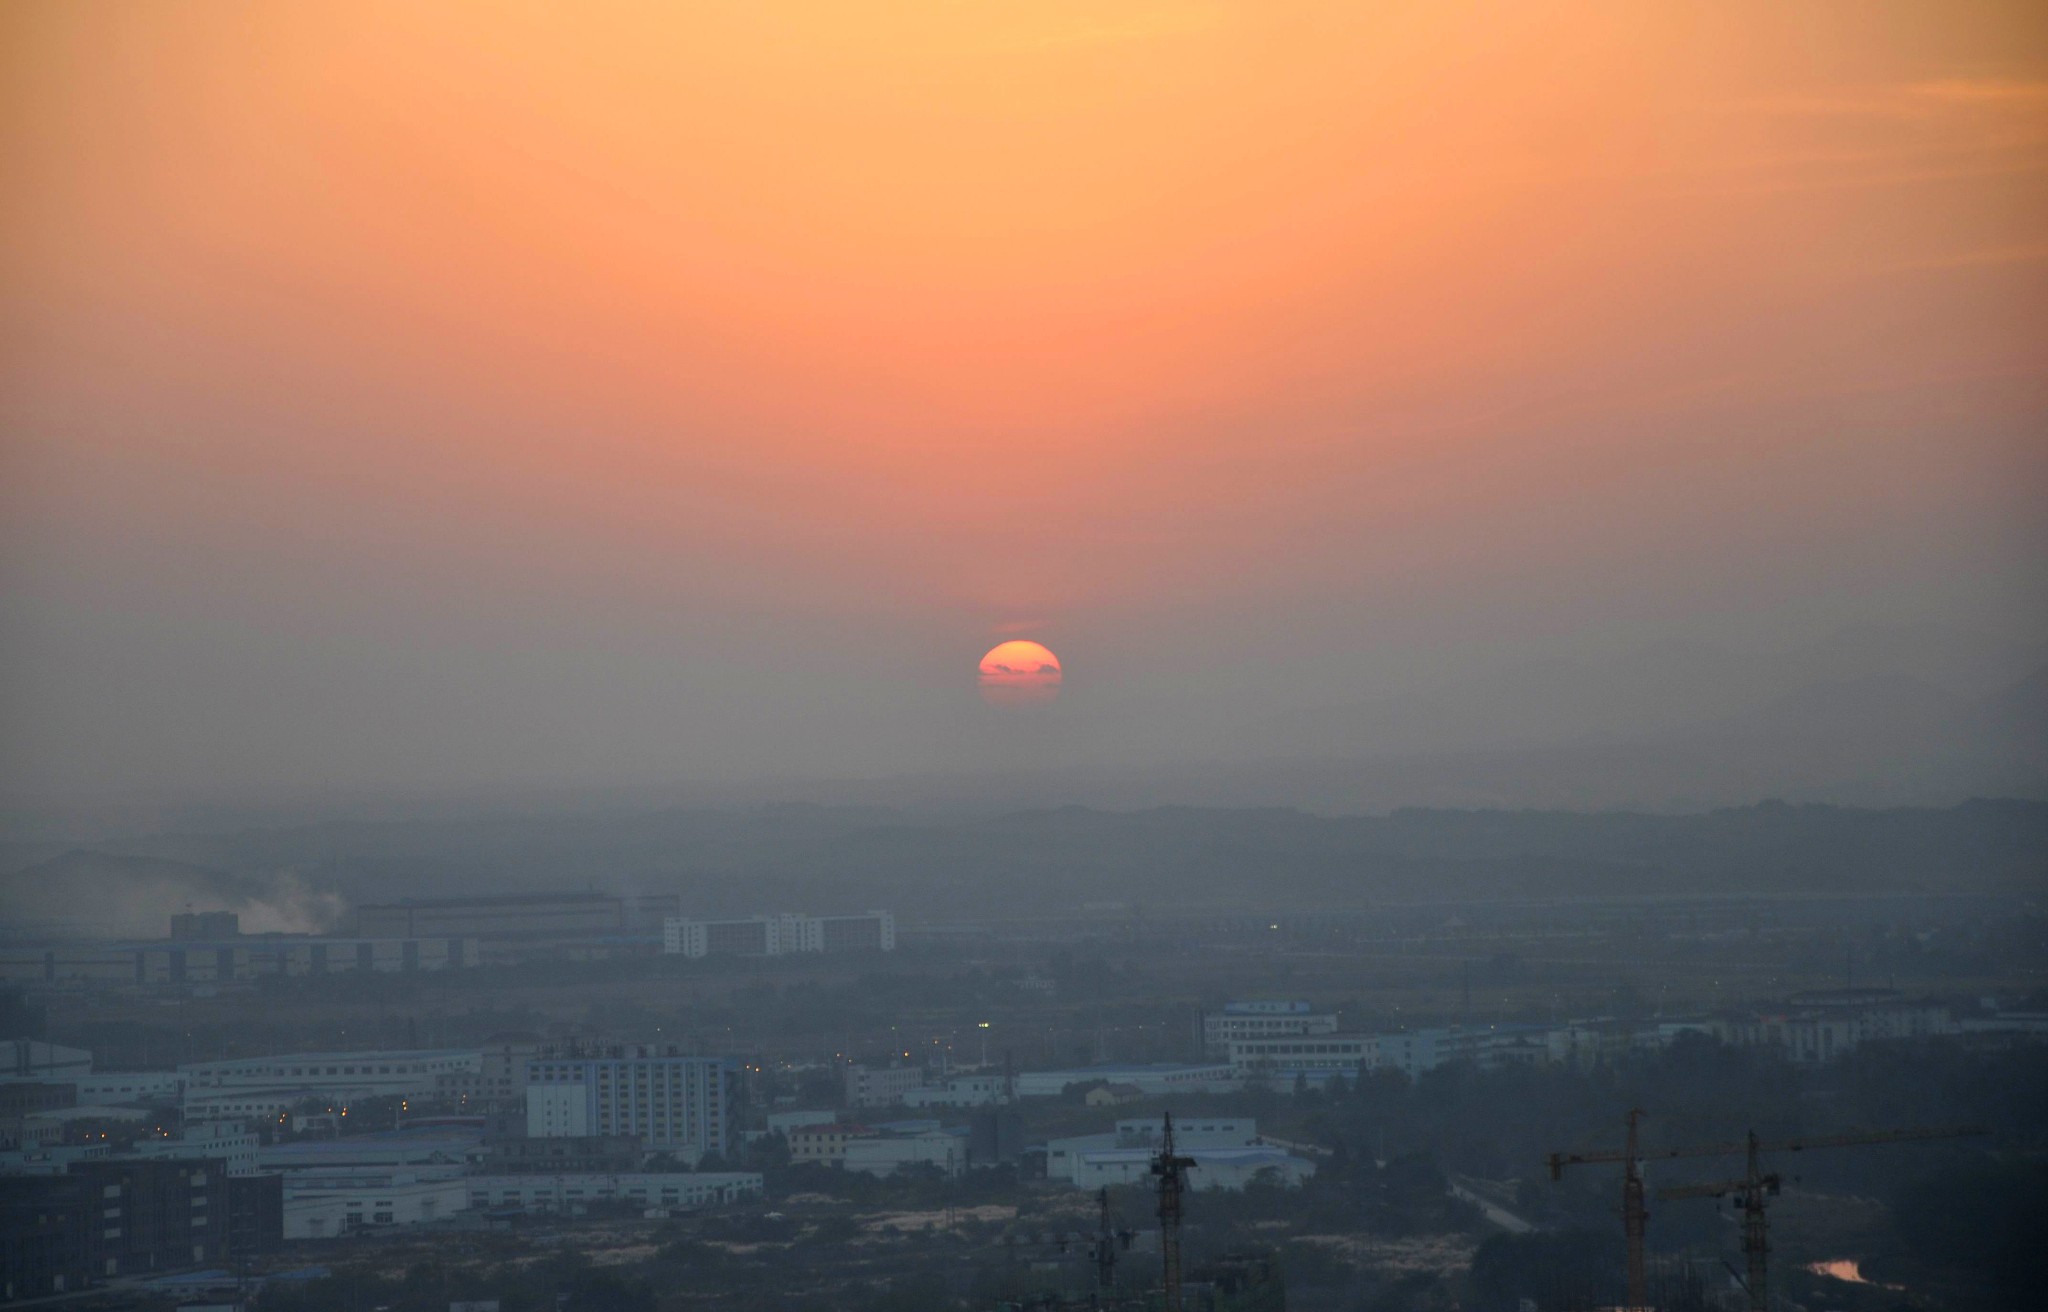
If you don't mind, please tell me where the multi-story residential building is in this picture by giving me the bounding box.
[1202,1002,1342,1056]
[353,892,677,942]
[523,1048,737,1164]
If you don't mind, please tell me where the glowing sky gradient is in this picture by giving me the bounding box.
[1,1,2044,803]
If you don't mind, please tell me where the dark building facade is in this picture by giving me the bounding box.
[0,1158,285,1296]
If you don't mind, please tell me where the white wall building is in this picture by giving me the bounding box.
[1227,1035,1377,1081]
[1068,1146,1314,1192]
[178,1049,480,1120]
[524,1052,737,1161]
[901,1073,1009,1108]
[128,1121,262,1176]
[71,1072,185,1106]
[843,1131,966,1178]
[282,1169,471,1239]
[1203,1003,1341,1056]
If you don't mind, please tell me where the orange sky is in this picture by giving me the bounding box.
[2,1,2045,798]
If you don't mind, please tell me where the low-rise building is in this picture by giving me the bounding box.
[843,1129,966,1178]
[1202,1002,1342,1056]
[476,1135,642,1175]
[1013,1064,1238,1099]
[902,1073,1009,1108]
[787,1123,874,1167]
[0,1040,92,1081]
[281,1169,469,1239]
[1227,1035,1376,1083]
[845,1063,926,1108]
[464,1172,761,1213]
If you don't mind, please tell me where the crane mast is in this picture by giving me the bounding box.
[1152,1112,1197,1312]
[1552,1114,1987,1312]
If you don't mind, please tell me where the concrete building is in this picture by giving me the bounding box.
[476,1135,642,1175]
[1045,1118,1261,1184]
[787,1123,873,1167]
[664,910,895,959]
[464,1172,761,1213]
[523,1049,737,1163]
[1227,1035,1376,1083]
[71,1072,184,1106]
[257,1127,483,1174]
[128,1122,261,1176]
[845,1063,926,1108]
[0,1040,91,1081]
[664,916,781,958]
[844,1129,966,1178]
[901,1072,1009,1108]
[178,1050,480,1120]
[0,939,478,985]
[1202,1002,1341,1056]
[766,1109,841,1134]
[1013,1064,1238,1099]
[435,1036,540,1114]
[281,1169,469,1239]
[1068,1146,1314,1192]
[1709,992,1954,1064]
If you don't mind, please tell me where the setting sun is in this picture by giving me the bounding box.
[978,641,1062,707]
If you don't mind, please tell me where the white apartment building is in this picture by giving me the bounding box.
[524,1051,737,1162]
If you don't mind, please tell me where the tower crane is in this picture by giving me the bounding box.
[1549,1114,1987,1312]
[1152,1112,1197,1312]
[1657,1125,1987,1312]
